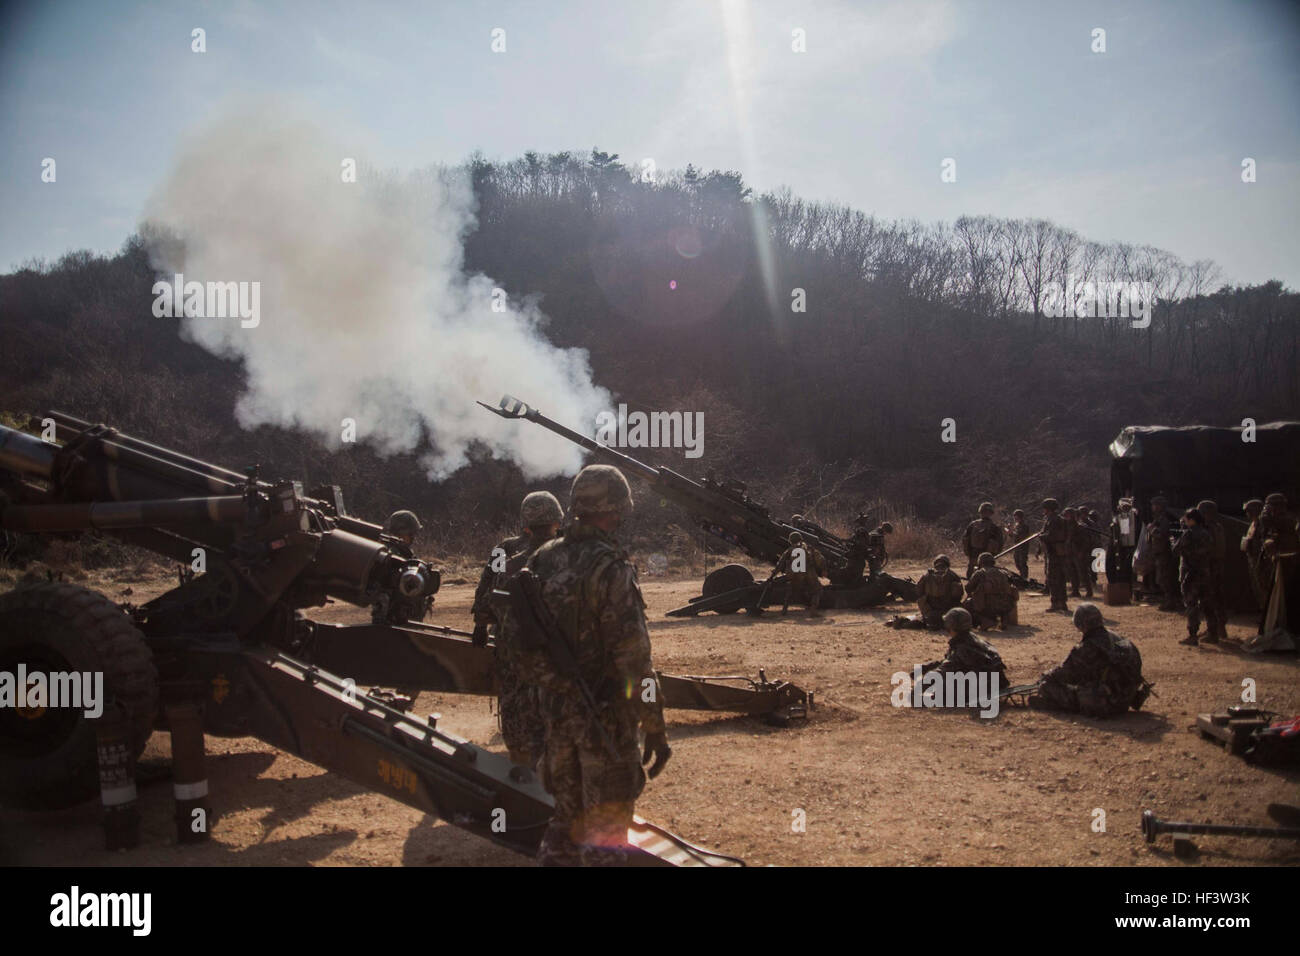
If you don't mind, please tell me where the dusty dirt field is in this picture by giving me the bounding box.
[2,556,1297,867]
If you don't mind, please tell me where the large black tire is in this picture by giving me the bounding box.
[701,564,755,614]
[0,582,158,810]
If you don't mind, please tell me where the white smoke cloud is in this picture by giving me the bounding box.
[141,103,608,479]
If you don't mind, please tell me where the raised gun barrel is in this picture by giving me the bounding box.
[478,395,847,567]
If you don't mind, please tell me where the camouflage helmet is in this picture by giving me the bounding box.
[1089,510,1100,521]
[1244,498,1264,514]
[1265,493,1287,507]
[385,510,422,536]
[933,553,951,568]
[853,513,871,527]
[791,514,804,522]
[1196,499,1217,515]
[979,501,994,515]
[569,465,633,517]
[1062,507,1076,518]
[520,491,563,526]
[977,551,995,567]
[789,531,804,545]
[1041,497,1058,511]
[1012,508,1025,518]
[1151,494,1168,506]
[942,606,973,631]
[879,521,894,533]
[1072,602,1104,631]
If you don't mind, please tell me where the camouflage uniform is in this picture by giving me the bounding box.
[1033,608,1145,717]
[1061,509,1082,596]
[1197,501,1228,642]
[1257,495,1300,634]
[919,609,1009,699]
[916,559,964,628]
[1040,500,1070,611]
[1148,501,1180,610]
[1173,519,1218,645]
[1008,513,1033,580]
[514,467,667,866]
[1242,500,1265,608]
[776,534,825,615]
[962,505,1004,579]
[965,554,1018,629]
[471,534,528,631]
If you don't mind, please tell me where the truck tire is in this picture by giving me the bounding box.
[702,564,754,614]
[0,582,158,810]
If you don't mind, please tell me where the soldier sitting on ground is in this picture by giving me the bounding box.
[917,607,1010,690]
[964,552,1019,629]
[916,554,964,628]
[1028,603,1149,717]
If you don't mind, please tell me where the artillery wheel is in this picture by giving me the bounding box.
[701,564,755,614]
[0,582,158,810]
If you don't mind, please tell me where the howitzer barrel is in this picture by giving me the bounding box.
[47,411,250,487]
[2,496,249,533]
[477,396,658,482]
[0,425,58,479]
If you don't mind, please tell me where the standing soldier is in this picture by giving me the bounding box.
[964,552,1019,629]
[517,465,671,866]
[373,510,431,623]
[1242,498,1266,608]
[1174,508,1219,646]
[1197,500,1229,643]
[1257,493,1300,634]
[1040,498,1070,613]
[1061,507,1082,597]
[471,491,563,767]
[1007,509,1033,581]
[1108,498,1140,592]
[842,516,874,584]
[775,531,826,616]
[962,502,1005,580]
[1148,495,1181,611]
[1070,508,1095,599]
[916,554,965,628]
[868,522,894,577]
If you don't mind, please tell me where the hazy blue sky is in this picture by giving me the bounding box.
[2,0,1297,286]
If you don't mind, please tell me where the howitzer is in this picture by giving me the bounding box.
[0,414,746,865]
[479,395,916,613]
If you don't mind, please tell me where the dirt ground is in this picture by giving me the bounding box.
[2,556,1297,867]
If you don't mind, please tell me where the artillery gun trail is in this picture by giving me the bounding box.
[0,412,777,865]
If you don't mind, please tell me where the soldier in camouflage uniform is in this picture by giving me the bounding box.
[1256,493,1300,634]
[516,465,671,866]
[775,531,826,616]
[1242,498,1266,608]
[916,554,964,628]
[964,552,1019,629]
[916,606,1009,692]
[1174,508,1219,646]
[372,510,430,623]
[1196,500,1229,642]
[1070,507,1096,598]
[1029,604,1147,717]
[1040,499,1070,612]
[1008,509,1033,580]
[1148,495,1181,611]
[470,491,564,766]
[962,502,1004,580]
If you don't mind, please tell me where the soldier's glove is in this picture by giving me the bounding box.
[471,623,489,647]
[642,732,672,780]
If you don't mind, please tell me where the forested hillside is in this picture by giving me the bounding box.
[4,148,1297,561]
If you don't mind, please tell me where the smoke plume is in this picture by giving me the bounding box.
[141,103,608,479]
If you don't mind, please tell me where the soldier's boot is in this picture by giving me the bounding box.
[1202,612,1222,645]
[808,605,824,618]
[1179,611,1200,646]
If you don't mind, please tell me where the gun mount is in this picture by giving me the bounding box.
[0,413,754,865]
[479,395,916,614]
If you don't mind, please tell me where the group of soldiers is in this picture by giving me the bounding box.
[374,477,1296,865]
